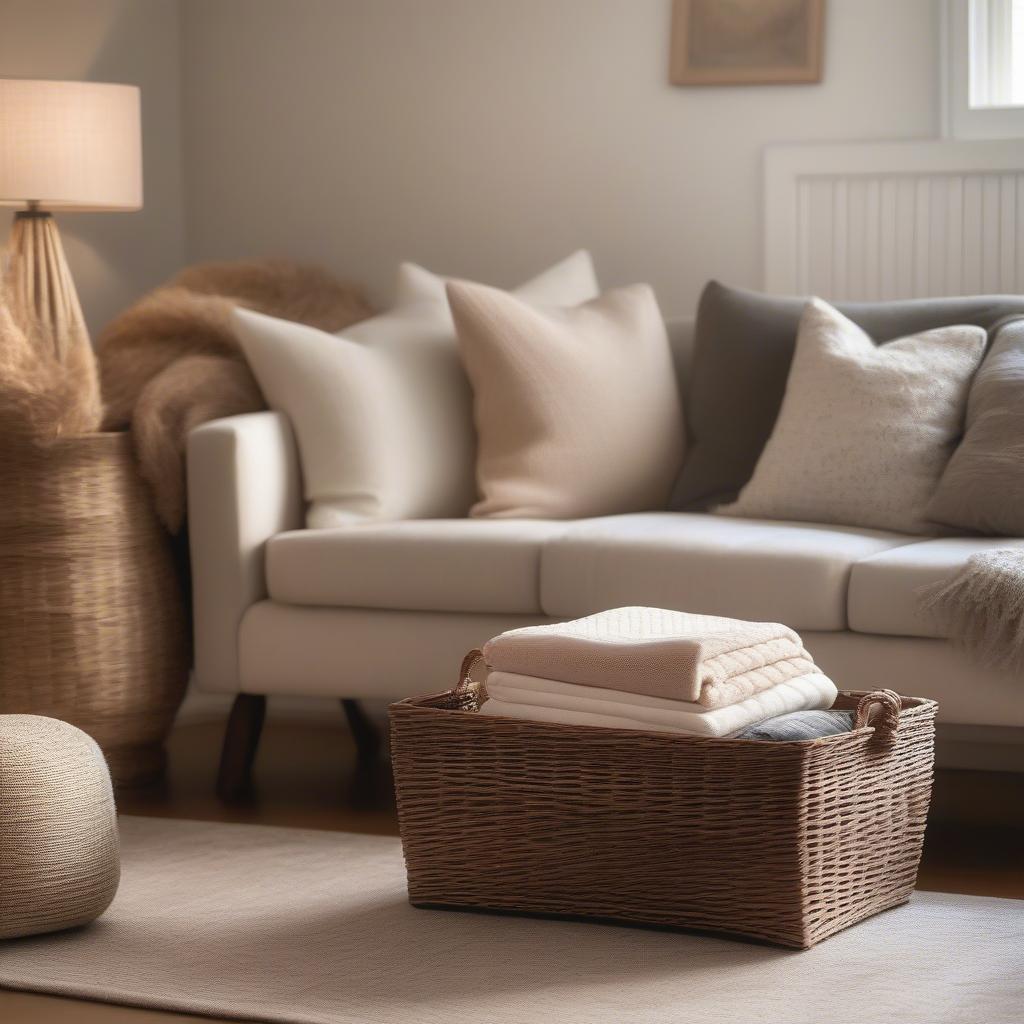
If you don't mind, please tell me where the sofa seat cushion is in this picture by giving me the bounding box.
[238,602,548,698]
[266,519,571,614]
[848,537,1024,638]
[540,513,913,631]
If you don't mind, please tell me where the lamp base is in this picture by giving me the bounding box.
[3,208,102,433]
[5,208,90,362]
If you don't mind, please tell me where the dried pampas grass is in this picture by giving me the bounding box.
[0,299,102,443]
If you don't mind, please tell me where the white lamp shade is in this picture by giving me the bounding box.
[0,79,142,211]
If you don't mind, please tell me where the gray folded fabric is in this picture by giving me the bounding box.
[732,709,854,741]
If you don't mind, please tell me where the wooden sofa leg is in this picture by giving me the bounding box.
[341,699,382,762]
[216,693,266,801]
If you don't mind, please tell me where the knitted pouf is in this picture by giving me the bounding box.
[0,715,120,939]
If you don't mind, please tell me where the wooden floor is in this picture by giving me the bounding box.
[3,712,1023,1023]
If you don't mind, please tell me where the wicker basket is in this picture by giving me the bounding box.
[390,664,936,949]
[0,433,188,788]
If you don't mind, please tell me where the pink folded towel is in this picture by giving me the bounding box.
[483,607,821,708]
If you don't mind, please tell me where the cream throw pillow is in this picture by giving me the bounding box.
[447,281,684,519]
[234,252,598,528]
[719,298,986,535]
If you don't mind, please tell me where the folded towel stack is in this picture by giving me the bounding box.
[478,607,839,738]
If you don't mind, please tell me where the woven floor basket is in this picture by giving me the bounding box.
[391,668,936,949]
[0,433,188,788]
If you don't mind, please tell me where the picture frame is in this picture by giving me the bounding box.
[670,0,825,87]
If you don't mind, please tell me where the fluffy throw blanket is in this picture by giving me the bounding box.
[97,261,373,531]
[918,549,1024,672]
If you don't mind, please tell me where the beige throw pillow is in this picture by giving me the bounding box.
[719,298,987,535]
[234,252,598,528]
[447,281,684,519]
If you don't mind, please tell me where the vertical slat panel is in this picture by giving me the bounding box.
[999,173,1016,292]
[928,177,949,298]
[846,178,867,300]
[982,174,1002,291]
[831,178,848,300]
[864,178,881,301]
[945,175,964,295]
[895,177,917,298]
[766,149,1024,300]
[962,175,983,294]
[879,178,898,300]
[914,177,932,297]
[1018,174,1024,294]
[807,178,834,297]
[797,177,812,294]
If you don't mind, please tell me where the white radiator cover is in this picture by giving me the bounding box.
[764,139,1024,301]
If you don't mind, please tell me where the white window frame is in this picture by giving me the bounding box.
[942,0,1024,139]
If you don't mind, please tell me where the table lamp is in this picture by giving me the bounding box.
[0,78,142,359]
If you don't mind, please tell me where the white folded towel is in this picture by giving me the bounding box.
[483,607,819,708]
[480,671,838,738]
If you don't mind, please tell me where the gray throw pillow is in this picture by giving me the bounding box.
[719,299,986,535]
[671,281,1024,511]
[926,317,1024,536]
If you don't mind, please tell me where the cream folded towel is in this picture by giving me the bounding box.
[481,671,838,737]
[483,607,819,708]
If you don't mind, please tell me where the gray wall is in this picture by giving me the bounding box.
[179,0,940,315]
[4,0,940,325]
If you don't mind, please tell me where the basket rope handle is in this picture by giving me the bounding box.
[853,689,902,746]
[456,649,485,693]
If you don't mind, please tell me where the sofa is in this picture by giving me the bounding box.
[188,312,1024,792]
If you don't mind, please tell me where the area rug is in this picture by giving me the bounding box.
[0,817,1020,1024]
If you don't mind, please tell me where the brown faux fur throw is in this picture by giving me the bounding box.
[98,261,373,532]
[0,297,102,442]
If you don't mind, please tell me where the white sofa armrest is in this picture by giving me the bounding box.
[188,411,303,694]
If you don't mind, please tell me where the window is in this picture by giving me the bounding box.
[943,0,1024,137]
[969,0,1024,106]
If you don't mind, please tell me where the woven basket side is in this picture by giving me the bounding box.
[796,698,936,946]
[0,434,188,785]
[390,690,936,949]
[392,701,814,946]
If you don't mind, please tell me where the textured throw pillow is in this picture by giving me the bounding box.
[927,317,1024,535]
[447,280,684,518]
[234,251,598,527]
[672,280,1024,511]
[719,298,987,535]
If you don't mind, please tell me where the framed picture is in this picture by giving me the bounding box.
[670,0,825,86]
